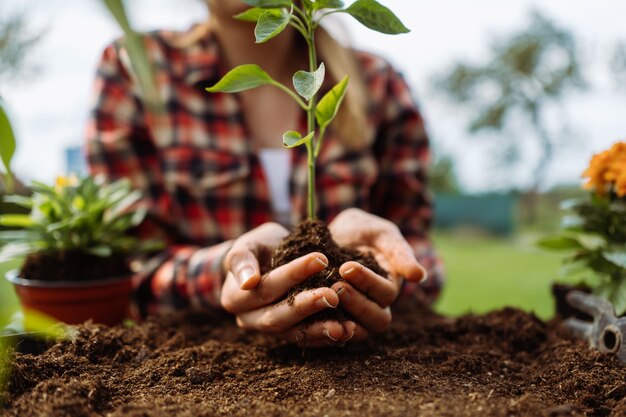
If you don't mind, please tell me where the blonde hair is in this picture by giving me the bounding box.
[167,18,372,149]
[315,26,372,149]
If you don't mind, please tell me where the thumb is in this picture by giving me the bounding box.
[225,246,262,290]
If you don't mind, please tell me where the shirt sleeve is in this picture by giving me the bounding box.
[369,62,445,305]
[84,41,228,317]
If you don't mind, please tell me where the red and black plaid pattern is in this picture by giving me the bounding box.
[85,28,444,317]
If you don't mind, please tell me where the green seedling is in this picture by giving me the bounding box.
[206,0,408,219]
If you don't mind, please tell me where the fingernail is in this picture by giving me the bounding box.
[237,267,255,287]
[342,267,356,277]
[335,287,345,297]
[324,329,339,342]
[314,256,329,269]
[318,296,337,309]
[345,330,355,342]
[419,269,429,284]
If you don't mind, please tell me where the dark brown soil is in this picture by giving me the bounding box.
[2,303,626,417]
[20,251,130,281]
[272,219,386,321]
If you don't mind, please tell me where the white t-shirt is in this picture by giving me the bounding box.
[258,148,292,226]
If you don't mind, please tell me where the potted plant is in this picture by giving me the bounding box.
[206,0,408,318]
[0,175,162,326]
[539,141,626,318]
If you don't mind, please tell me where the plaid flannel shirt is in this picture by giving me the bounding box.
[85,27,444,317]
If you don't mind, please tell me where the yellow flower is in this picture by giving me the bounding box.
[54,175,79,192]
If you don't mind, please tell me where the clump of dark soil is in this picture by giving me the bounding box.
[2,303,625,417]
[20,251,130,281]
[272,219,386,321]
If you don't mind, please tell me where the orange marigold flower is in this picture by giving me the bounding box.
[582,141,626,197]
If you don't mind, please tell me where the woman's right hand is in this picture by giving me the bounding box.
[220,222,358,347]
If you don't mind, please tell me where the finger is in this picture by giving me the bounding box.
[256,252,328,303]
[339,261,400,307]
[284,320,368,348]
[372,234,427,284]
[222,252,329,313]
[226,246,262,290]
[280,320,346,345]
[224,222,289,290]
[289,321,369,347]
[236,288,339,333]
[333,282,392,333]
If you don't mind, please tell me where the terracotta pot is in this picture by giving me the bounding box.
[6,270,133,326]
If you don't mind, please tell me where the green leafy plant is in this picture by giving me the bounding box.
[206,0,408,219]
[0,175,161,262]
[0,101,15,193]
[538,142,626,315]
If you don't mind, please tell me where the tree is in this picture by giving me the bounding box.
[430,155,461,195]
[611,41,626,91]
[0,8,44,192]
[435,11,585,197]
[0,8,43,84]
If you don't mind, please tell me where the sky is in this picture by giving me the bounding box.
[2,0,625,192]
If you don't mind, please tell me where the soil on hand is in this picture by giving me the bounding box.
[3,303,626,417]
[20,251,130,282]
[271,219,386,321]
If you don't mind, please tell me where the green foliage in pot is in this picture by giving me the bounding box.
[0,175,162,271]
[206,0,409,219]
[538,142,626,315]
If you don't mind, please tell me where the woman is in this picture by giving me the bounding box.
[86,0,443,347]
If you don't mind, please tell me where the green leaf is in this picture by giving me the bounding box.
[603,251,626,269]
[234,7,280,22]
[536,235,582,250]
[559,198,584,211]
[613,279,626,316]
[255,9,292,43]
[0,230,36,242]
[2,195,32,209]
[293,63,325,101]
[206,64,275,93]
[560,214,584,230]
[558,259,588,278]
[105,190,143,222]
[0,100,16,192]
[0,243,33,263]
[595,279,626,317]
[283,131,314,148]
[87,245,113,257]
[243,0,292,7]
[0,214,34,228]
[102,0,162,112]
[313,0,344,10]
[315,75,349,131]
[342,0,409,34]
[575,233,606,251]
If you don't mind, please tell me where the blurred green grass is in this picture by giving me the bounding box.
[433,229,562,320]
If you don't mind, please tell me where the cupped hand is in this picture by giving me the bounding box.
[220,222,357,347]
[329,208,427,335]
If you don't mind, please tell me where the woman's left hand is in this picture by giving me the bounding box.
[328,208,427,340]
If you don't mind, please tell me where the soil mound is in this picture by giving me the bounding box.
[2,303,625,417]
